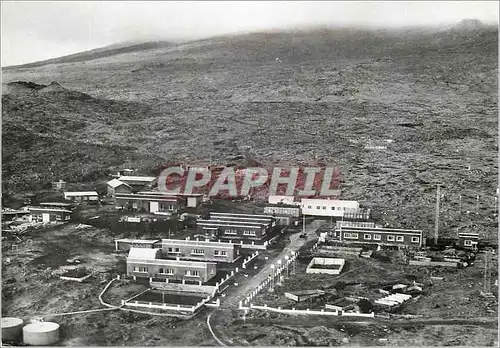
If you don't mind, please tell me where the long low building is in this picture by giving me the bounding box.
[458,232,479,249]
[332,226,423,248]
[300,199,360,217]
[126,248,217,284]
[138,192,204,208]
[28,206,72,222]
[118,176,156,186]
[63,191,99,202]
[161,239,241,263]
[115,193,184,213]
[196,212,276,244]
[115,239,162,251]
[263,206,302,218]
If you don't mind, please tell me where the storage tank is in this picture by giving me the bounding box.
[1,317,24,341]
[23,322,60,346]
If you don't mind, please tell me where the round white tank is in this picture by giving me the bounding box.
[1,317,24,341]
[23,322,60,346]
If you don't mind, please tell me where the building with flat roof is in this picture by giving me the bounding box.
[195,212,277,248]
[126,248,217,283]
[115,239,162,251]
[115,193,183,214]
[268,195,299,206]
[161,239,241,263]
[332,226,423,248]
[63,191,99,202]
[138,191,204,208]
[28,206,72,223]
[300,199,360,217]
[458,232,479,249]
[118,176,156,187]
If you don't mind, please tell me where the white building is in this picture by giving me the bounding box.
[268,195,299,205]
[300,199,359,217]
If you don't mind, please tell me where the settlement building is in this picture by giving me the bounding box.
[63,191,99,203]
[51,180,67,191]
[107,179,132,197]
[115,192,183,214]
[268,195,299,206]
[115,239,162,251]
[300,199,360,217]
[118,176,156,188]
[28,206,72,222]
[161,239,241,263]
[332,226,423,248]
[138,191,204,208]
[196,212,275,245]
[458,232,479,249]
[126,247,217,283]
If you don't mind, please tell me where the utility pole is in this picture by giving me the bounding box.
[459,194,462,213]
[302,215,306,234]
[434,184,442,245]
[476,195,480,213]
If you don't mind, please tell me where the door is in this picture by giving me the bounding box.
[42,213,50,223]
[149,201,159,213]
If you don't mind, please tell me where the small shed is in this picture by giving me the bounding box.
[325,297,357,311]
[284,289,326,302]
[107,179,132,197]
[458,232,479,249]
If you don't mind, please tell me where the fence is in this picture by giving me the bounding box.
[241,304,375,318]
[150,281,216,296]
[409,260,459,268]
[242,251,259,269]
[123,293,213,313]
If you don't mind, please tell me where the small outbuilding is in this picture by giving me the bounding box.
[107,179,132,197]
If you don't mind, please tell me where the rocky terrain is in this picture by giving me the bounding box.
[2,23,498,240]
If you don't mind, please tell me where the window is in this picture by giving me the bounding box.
[364,234,372,240]
[159,268,174,275]
[307,205,312,209]
[373,234,381,241]
[337,207,342,210]
[243,230,256,236]
[185,270,200,277]
[168,204,174,211]
[411,237,420,243]
[322,206,327,210]
[133,267,148,273]
[331,207,335,210]
[387,235,395,241]
[343,233,358,239]
[464,240,472,246]
[317,206,321,210]
[396,236,404,242]
[168,247,173,252]
[192,249,205,255]
[214,250,227,256]
[225,229,238,235]
[175,248,180,253]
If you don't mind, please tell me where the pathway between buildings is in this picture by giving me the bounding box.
[207,220,322,345]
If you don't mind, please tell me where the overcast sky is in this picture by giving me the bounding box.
[2,1,498,66]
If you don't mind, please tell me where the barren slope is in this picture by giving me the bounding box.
[2,26,498,239]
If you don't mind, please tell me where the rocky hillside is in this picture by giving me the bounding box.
[2,24,498,238]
